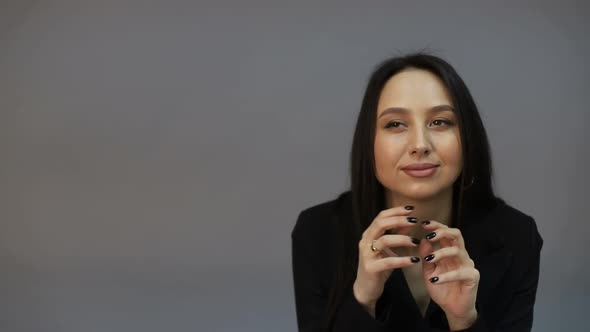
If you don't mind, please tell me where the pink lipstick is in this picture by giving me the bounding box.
[401,163,439,178]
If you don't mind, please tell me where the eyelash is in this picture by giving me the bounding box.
[431,119,453,127]
[385,119,454,129]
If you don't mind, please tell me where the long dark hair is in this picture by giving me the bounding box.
[324,53,498,330]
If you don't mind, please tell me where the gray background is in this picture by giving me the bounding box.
[1,0,588,331]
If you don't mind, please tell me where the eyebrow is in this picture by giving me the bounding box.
[378,105,455,119]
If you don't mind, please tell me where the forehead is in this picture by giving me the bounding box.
[377,68,453,112]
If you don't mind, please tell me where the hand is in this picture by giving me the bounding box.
[353,205,422,316]
[419,220,479,329]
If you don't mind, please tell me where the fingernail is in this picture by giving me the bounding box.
[425,232,437,240]
[404,205,414,210]
[411,256,420,263]
[424,254,435,262]
[407,217,418,223]
[421,220,430,225]
[430,276,439,283]
[411,237,421,245]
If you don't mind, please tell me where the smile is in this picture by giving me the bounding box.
[401,164,440,178]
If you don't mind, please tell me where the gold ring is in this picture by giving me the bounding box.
[371,240,379,252]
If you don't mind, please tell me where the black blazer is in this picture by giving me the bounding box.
[291,192,543,332]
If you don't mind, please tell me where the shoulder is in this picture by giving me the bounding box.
[291,191,351,241]
[468,198,543,253]
[492,199,542,242]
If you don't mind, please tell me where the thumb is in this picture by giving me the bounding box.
[419,238,435,277]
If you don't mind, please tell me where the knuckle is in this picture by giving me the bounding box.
[378,235,390,247]
[361,229,369,239]
[473,268,480,279]
[376,218,387,229]
[445,228,457,237]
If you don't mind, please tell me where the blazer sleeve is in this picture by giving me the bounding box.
[291,210,389,332]
[447,217,544,332]
[493,217,543,332]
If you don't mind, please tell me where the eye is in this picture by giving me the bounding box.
[385,121,404,129]
[430,119,453,127]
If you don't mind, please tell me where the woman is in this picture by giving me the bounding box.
[291,53,543,332]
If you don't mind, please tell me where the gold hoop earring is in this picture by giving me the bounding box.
[462,177,475,190]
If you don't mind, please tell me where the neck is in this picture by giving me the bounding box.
[385,188,454,226]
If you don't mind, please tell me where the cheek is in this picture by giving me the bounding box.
[373,134,405,173]
[435,133,463,172]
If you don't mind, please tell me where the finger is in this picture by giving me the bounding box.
[382,247,396,257]
[422,246,472,266]
[419,237,436,276]
[363,215,418,243]
[420,219,448,231]
[423,227,465,249]
[394,224,417,237]
[427,267,480,285]
[371,234,420,254]
[375,205,416,219]
[367,255,421,273]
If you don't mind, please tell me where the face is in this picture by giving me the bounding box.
[374,68,463,201]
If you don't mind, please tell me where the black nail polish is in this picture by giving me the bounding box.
[404,205,414,210]
[430,276,439,283]
[424,254,435,261]
[425,232,437,240]
[411,256,420,263]
[421,220,430,225]
[411,237,421,245]
[407,217,418,223]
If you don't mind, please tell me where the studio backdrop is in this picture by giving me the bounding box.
[1,1,588,331]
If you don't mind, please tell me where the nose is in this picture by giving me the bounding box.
[409,127,432,157]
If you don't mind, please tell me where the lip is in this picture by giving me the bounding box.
[401,163,439,178]
[402,163,439,170]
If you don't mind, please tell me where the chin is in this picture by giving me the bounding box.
[403,189,440,201]
[391,182,450,201]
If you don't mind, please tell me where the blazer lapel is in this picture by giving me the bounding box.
[461,208,513,307]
